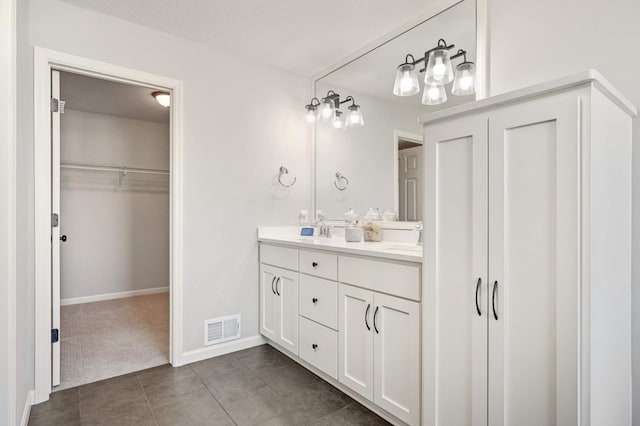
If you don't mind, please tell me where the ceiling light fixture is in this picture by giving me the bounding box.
[393,39,475,106]
[152,91,171,108]
[304,90,364,129]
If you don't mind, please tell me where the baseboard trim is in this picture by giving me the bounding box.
[60,286,169,306]
[177,335,266,366]
[20,390,34,426]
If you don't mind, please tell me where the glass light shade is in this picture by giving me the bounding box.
[332,111,346,130]
[452,62,476,96]
[152,91,170,108]
[319,99,335,122]
[425,48,453,84]
[392,63,420,96]
[422,83,447,105]
[304,106,317,124]
[346,105,364,127]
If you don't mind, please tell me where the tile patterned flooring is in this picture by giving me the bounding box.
[58,293,169,390]
[29,344,391,425]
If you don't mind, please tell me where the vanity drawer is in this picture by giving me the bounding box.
[299,316,338,379]
[338,256,421,301]
[260,244,298,271]
[299,250,338,281]
[299,275,338,330]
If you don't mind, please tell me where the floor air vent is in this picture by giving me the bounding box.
[204,314,241,346]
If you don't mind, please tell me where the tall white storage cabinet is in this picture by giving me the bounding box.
[421,71,637,426]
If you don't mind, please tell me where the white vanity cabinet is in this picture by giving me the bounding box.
[258,239,422,425]
[422,71,637,426]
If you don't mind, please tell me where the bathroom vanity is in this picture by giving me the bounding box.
[258,227,422,425]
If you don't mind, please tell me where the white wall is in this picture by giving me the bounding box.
[315,83,421,219]
[60,109,169,300]
[486,0,640,419]
[26,0,310,357]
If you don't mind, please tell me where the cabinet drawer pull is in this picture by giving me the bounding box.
[475,277,482,316]
[271,276,276,295]
[492,280,498,320]
[275,277,281,296]
[312,297,318,304]
[373,306,379,334]
[365,304,371,331]
[312,343,318,350]
[312,262,318,268]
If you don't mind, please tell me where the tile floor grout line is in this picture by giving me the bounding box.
[137,375,160,426]
[193,366,238,426]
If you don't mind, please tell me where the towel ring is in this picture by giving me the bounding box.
[334,172,349,191]
[278,166,296,188]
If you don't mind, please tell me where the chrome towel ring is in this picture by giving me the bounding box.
[334,171,349,191]
[278,166,296,188]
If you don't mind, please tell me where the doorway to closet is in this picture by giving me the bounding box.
[53,70,171,390]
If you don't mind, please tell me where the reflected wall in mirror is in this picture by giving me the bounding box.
[314,0,478,221]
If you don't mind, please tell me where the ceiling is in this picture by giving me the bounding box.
[58,0,448,76]
[60,72,170,123]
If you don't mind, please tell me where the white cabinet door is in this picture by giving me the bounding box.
[260,264,279,342]
[373,293,420,425]
[488,97,580,426]
[276,268,299,355]
[423,114,489,426]
[339,284,374,401]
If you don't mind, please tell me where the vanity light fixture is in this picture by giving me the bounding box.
[152,91,171,108]
[304,90,364,129]
[393,39,476,106]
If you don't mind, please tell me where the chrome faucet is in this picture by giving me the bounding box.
[416,222,423,246]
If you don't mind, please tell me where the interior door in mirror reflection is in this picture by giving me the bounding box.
[398,146,423,221]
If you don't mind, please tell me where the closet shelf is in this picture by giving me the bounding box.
[60,162,169,176]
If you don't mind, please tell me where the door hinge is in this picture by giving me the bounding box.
[51,213,59,228]
[51,328,59,343]
[50,98,66,113]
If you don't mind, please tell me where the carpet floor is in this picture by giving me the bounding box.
[56,292,169,391]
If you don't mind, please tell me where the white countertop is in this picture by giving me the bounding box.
[258,227,422,263]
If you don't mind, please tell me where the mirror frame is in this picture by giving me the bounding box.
[308,0,488,224]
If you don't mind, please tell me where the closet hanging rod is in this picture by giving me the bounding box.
[60,162,169,176]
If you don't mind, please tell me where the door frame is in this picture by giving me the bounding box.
[393,130,423,216]
[33,47,184,403]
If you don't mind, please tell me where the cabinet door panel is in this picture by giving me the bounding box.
[277,270,299,355]
[423,115,489,426]
[373,293,420,426]
[338,284,374,400]
[488,98,580,426]
[260,265,278,341]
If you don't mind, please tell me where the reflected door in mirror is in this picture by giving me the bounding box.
[399,146,423,221]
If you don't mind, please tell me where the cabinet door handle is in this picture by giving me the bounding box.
[475,277,482,316]
[373,306,379,334]
[275,277,281,296]
[312,262,318,268]
[312,297,318,304]
[271,276,276,295]
[365,304,371,331]
[492,280,498,320]
[312,343,318,350]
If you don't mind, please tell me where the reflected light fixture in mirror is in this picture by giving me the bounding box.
[392,39,475,105]
[152,91,171,108]
[304,90,364,129]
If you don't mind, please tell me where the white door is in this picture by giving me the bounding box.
[398,146,423,221]
[259,264,279,342]
[276,269,298,355]
[423,114,489,426]
[488,97,580,426]
[338,284,374,400]
[51,69,61,387]
[373,293,420,425]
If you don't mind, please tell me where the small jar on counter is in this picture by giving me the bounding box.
[363,208,383,242]
[344,208,362,242]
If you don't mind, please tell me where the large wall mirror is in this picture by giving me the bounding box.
[313,0,482,222]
